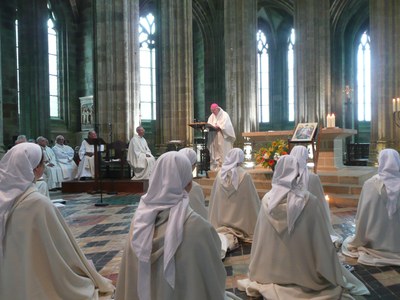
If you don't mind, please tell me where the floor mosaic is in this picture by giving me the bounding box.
[51,191,400,299]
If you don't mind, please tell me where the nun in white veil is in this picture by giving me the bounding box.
[178,148,208,219]
[238,155,369,299]
[342,148,400,266]
[115,151,238,300]
[0,143,114,300]
[290,145,342,245]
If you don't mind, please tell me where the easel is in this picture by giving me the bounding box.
[188,122,217,176]
[288,123,320,173]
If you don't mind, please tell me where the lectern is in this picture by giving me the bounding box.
[188,122,217,175]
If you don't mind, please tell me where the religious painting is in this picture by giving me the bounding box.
[291,123,318,142]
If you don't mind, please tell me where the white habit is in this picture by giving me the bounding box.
[76,139,95,179]
[0,143,115,300]
[115,152,229,300]
[188,181,208,219]
[208,149,260,244]
[127,135,155,180]
[237,155,369,299]
[342,148,400,266]
[42,145,64,189]
[53,143,78,181]
[207,108,236,170]
[289,145,343,244]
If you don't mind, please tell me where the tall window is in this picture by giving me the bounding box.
[15,19,20,114]
[257,29,270,123]
[287,28,295,122]
[139,13,156,120]
[48,6,60,118]
[357,31,371,121]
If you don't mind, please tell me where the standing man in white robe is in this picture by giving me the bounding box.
[127,126,155,180]
[237,155,369,299]
[290,145,343,246]
[76,130,97,180]
[0,143,115,299]
[52,135,78,181]
[208,148,260,257]
[207,103,236,171]
[37,136,63,190]
[115,151,235,300]
[342,148,400,266]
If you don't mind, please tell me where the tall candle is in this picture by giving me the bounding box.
[394,98,396,112]
[332,113,335,127]
[326,114,331,127]
[397,98,400,112]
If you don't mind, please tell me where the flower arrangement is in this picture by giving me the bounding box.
[255,139,289,170]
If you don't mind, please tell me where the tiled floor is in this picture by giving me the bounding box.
[52,191,400,299]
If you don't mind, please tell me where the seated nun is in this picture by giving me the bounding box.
[342,148,400,266]
[115,151,239,300]
[237,155,369,299]
[0,143,114,300]
[208,148,260,257]
[178,148,208,219]
[290,145,342,245]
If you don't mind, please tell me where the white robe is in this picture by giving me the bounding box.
[0,186,115,300]
[207,109,236,170]
[127,135,155,180]
[238,192,369,299]
[115,209,227,300]
[52,143,78,181]
[189,181,208,219]
[42,146,64,189]
[308,173,343,244]
[77,139,95,179]
[208,167,260,242]
[342,174,400,266]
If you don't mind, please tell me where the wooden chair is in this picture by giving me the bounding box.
[103,140,129,178]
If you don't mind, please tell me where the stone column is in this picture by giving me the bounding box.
[369,0,400,164]
[157,0,193,148]
[294,0,331,125]
[18,0,50,138]
[94,0,140,143]
[224,0,258,145]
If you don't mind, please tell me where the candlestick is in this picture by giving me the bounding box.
[393,98,396,113]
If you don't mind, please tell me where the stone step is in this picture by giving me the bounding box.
[194,166,376,208]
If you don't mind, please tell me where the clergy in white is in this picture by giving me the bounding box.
[179,148,208,219]
[0,143,115,300]
[76,130,97,179]
[208,148,260,257]
[52,135,78,181]
[237,155,369,299]
[127,126,155,180]
[207,103,236,171]
[342,148,400,266]
[37,136,64,189]
[290,145,343,245]
[115,151,231,300]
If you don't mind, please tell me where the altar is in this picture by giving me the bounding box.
[242,127,357,171]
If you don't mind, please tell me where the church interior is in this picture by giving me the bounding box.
[1,0,400,298]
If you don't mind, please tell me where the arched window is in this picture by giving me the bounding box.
[48,4,59,118]
[257,29,270,123]
[357,31,371,122]
[287,28,295,122]
[139,13,156,121]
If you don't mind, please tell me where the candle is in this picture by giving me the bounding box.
[394,98,396,112]
[397,98,400,112]
[332,113,335,127]
[325,194,330,203]
[326,114,331,127]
